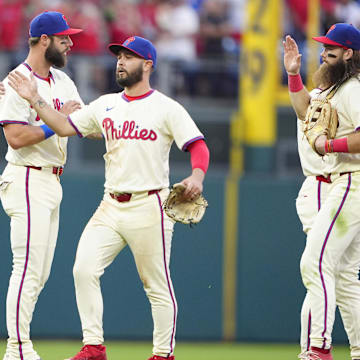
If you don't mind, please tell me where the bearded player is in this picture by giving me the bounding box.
[8,36,210,360]
[284,24,360,360]
[0,11,84,360]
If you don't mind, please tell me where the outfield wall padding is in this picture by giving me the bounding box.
[0,173,347,343]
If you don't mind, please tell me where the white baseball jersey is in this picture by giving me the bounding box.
[0,62,83,166]
[311,78,360,174]
[68,89,204,193]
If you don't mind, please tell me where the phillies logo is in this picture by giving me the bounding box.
[124,37,136,46]
[102,118,157,141]
[62,15,69,26]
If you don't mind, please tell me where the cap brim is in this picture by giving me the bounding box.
[312,36,347,48]
[54,28,83,36]
[108,43,145,60]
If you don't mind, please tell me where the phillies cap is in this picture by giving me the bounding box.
[29,11,83,37]
[108,36,157,68]
[313,23,360,50]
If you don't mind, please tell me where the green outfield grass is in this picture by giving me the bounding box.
[0,340,352,360]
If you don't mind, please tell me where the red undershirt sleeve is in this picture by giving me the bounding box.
[187,139,210,174]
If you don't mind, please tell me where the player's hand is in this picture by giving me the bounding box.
[0,82,5,98]
[180,168,205,200]
[315,134,327,155]
[60,100,81,116]
[283,35,302,75]
[8,71,38,102]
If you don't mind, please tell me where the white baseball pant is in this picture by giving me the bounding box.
[298,173,360,359]
[72,188,177,357]
[0,163,62,360]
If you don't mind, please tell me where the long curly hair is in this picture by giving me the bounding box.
[333,49,360,89]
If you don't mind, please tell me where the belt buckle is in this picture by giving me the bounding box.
[111,192,132,202]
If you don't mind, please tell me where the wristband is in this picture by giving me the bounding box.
[288,73,304,92]
[325,139,333,153]
[325,138,349,153]
[40,124,55,139]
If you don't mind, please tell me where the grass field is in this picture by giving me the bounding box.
[0,340,352,360]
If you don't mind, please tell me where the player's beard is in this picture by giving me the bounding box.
[45,39,66,68]
[312,59,346,88]
[116,63,143,88]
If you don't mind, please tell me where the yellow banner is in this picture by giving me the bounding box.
[240,0,280,145]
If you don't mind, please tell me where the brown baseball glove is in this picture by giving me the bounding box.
[163,183,208,225]
[303,98,338,153]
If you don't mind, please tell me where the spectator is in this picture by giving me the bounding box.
[189,0,205,12]
[155,0,199,61]
[0,0,27,79]
[226,0,246,48]
[189,0,237,98]
[105,0,143,44]
[137,0,160,40]
[334,0,360,28]
[67,0,107,55]
[0,0,26,52]
[198,0,232,58]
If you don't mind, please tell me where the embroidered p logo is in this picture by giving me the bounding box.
[124,37,136,46]
[62,15,69,26]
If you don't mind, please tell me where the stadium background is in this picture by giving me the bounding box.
[0,0,357,357]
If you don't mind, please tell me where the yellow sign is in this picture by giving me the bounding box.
[240,0,280,145]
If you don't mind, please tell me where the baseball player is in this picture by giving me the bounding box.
[284,40,360,359]
[0,11,84,360]
[293,86,360,360]
[8,36,210,360]
[284,24,360,360]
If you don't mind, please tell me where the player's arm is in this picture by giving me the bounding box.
[2,123,53,149]
[58,100,102,139]
[2,94,83,149]
[180,139,209,199]
[8,71,76,137]
[315,132,360,155]
[283,35,311,120]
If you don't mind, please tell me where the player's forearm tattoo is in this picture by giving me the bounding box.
[34,98,46,109]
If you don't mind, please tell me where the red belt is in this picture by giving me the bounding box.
[316,175,331,183]
[316,172,351,184]
[26,166,64,176]
[110,189,160,203]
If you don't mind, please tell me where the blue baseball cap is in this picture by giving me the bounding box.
[313,23,360,50]
[30,11,83,37]
[108,36,157,68]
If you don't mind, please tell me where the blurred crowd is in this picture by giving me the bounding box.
[283,0,360,81]
[0,0,243,60]
[2,0,360,100]
[0,0,246,100]
[285,0,360,45]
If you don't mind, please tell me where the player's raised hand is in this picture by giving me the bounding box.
[60,100,82,116]
[8,71,38,102]
[0,82,5,98]
[283,35,302,75]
